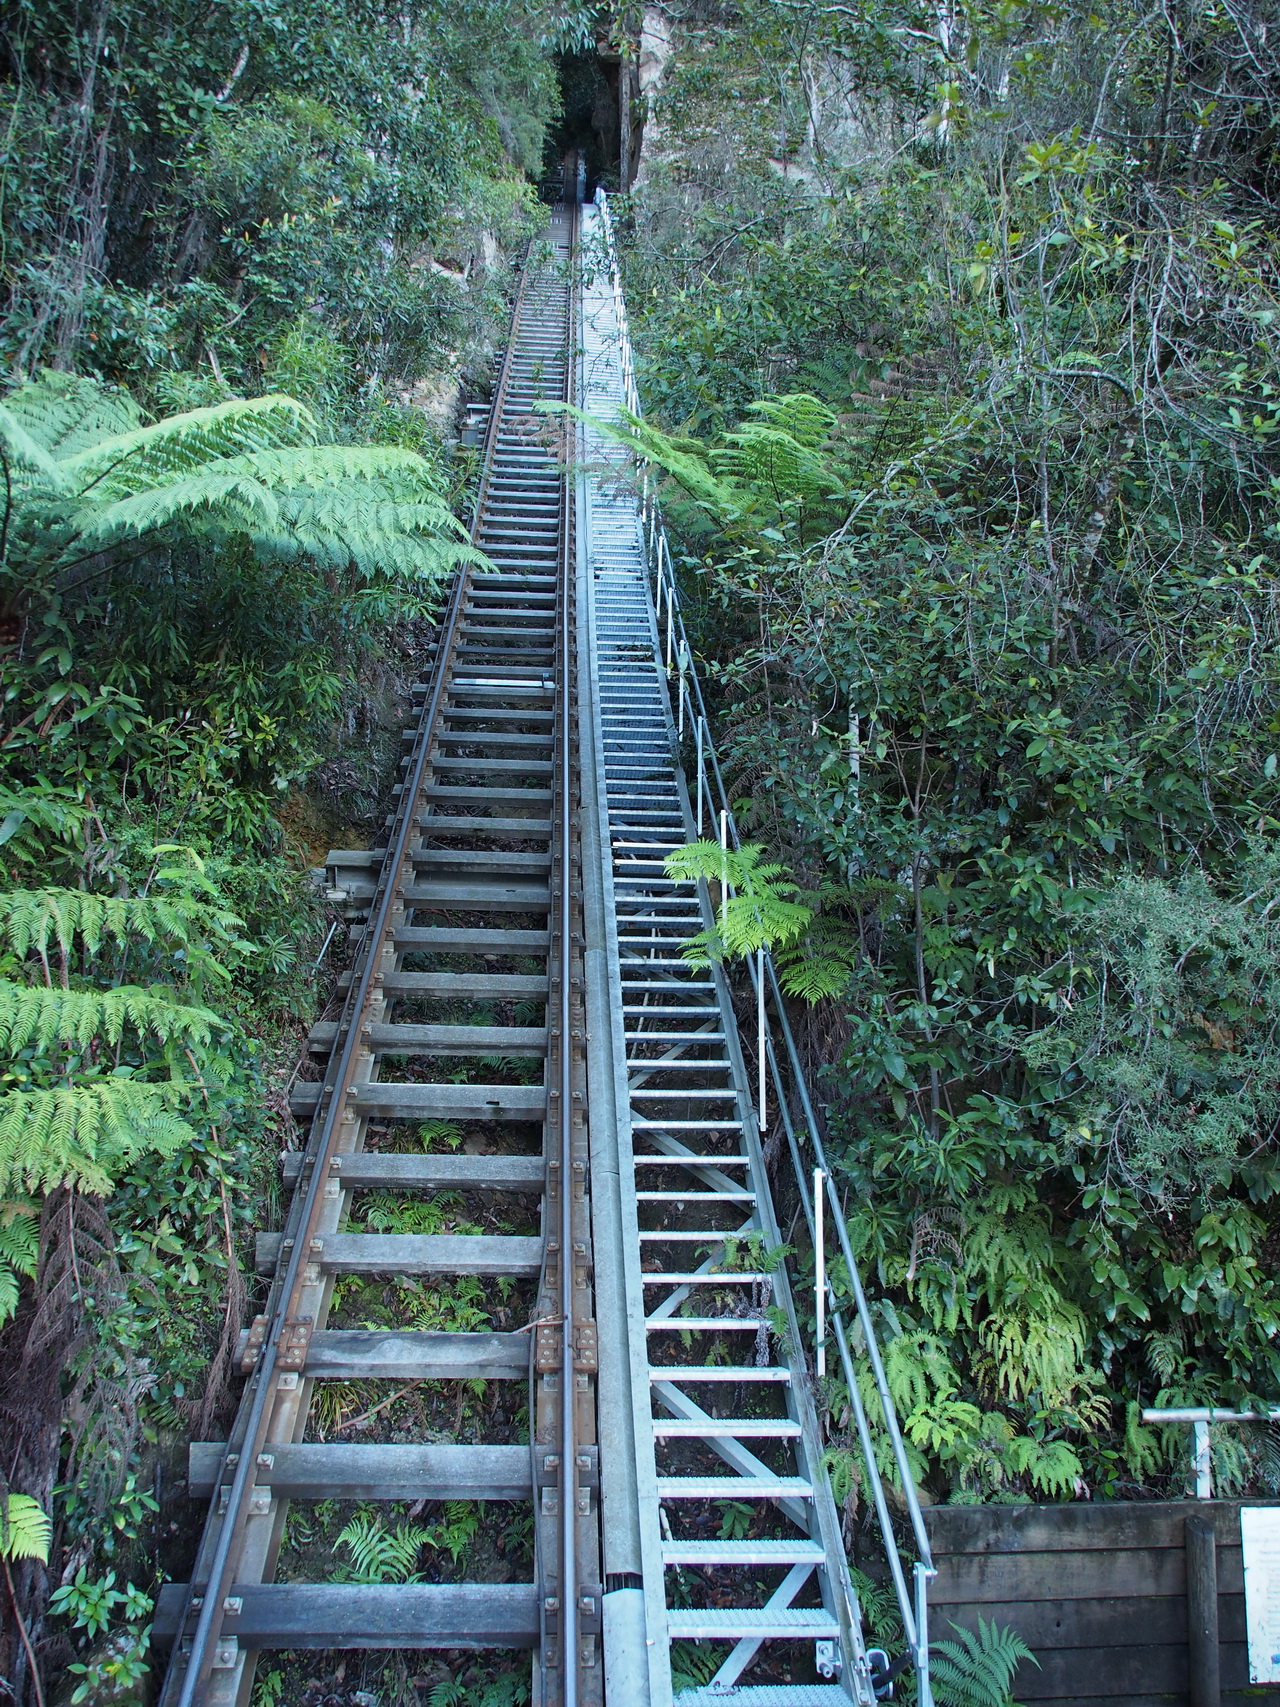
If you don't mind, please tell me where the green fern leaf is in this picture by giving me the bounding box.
[334,1511,434,1583]
[2,369,142,457]
[0,1081,198,1196]
[0,887,244,962]
[0,406,68,488]
[932,1616,1037,1707]
[664,840,812,958]
[0,1206,40,1277]
[0,980,220,1054]
[0,1493,51,1564]
[60,394,320,498]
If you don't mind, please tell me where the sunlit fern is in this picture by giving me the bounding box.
[333,1508,435,1583]
[663,840,812,961]
[0,884,247,970]
[0,1080,200,1197]
[1,368,487,588]
[931,1617,1037,1707]
[0,1492,51,1563]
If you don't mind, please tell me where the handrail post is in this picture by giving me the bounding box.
[814,1167,826,1380]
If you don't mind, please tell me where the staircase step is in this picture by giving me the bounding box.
[674,1688,851,1706]
[645,1317,767,1332]
[660,1539,823,1564]
[652,1419,801,1438]
[665,1607,837,1639]
[655,1474,815,1502]
[649,1367,792,1383]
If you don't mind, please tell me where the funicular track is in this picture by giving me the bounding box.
[157,181,936,1707]
[157,200,601,1707]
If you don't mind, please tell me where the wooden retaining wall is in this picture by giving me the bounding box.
[924,1499,1280,1707]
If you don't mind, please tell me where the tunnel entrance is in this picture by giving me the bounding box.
[544,49,620,199]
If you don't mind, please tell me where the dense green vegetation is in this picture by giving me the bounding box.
[0,0,575,1697]
[622,0,1280,1510]
[7,0,1280,1696]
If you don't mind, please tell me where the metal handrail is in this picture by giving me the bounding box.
[590,187,936,1703]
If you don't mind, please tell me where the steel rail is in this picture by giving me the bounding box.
[557,188,581,1707]
[164,239,547,1707]
[590,185,936,1704]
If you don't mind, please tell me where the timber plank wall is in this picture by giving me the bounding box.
[924,1499,1280,1707]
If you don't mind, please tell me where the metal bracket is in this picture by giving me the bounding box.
[239,1314,267,1373]
[574,1320,598,1372]
[210,1636,239,1670]
[278,1316,313,1372]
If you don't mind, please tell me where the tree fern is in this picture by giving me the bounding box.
[1,371,487,591]
[715,395,842,509]
[0,1492,51,1563]
[2,369,142,459]
[0,981,220,1055]
[663,840,812,960]
[775,915,860,1001]
[59,394,320,498]
[541,392,844,525]
[0,406,68,487]
[0,1081,199,1197]
[0,1205,38,1325]
[931,1617,1037,1707]
[0,886,246,968]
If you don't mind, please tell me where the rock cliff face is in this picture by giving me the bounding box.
[630,6,674,191]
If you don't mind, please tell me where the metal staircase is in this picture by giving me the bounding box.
[576,193,936,1707]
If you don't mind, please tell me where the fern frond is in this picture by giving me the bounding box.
[2,369,142,457]
[0,1206,38,1326]
[75,443,483,582]
[334,1511,434,1583]
[0,1206,38,1275]
[775,918,859,1001]
[0,1493,51,1564]
[0,405,69,488]
[977,1303,1088,1404]
[664,840,812,958]
[0,980,220,1054]
[931,1616,1037,1707]
[60,394,320,498]
[537,400,740,517]
[1004,1435,1083,1498]
[0,1081,198,1196]
[741,392,839,448]
[713,395,843,507]
[0,887,243,961]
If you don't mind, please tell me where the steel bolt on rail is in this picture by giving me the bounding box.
[154,168,933,1707]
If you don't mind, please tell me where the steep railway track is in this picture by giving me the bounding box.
[158,200,597,1707]
[158,182,934,1707]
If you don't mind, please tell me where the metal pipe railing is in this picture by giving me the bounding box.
[591,186,936,1703]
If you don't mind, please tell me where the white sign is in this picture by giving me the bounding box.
[1241,1508,1280,1682]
